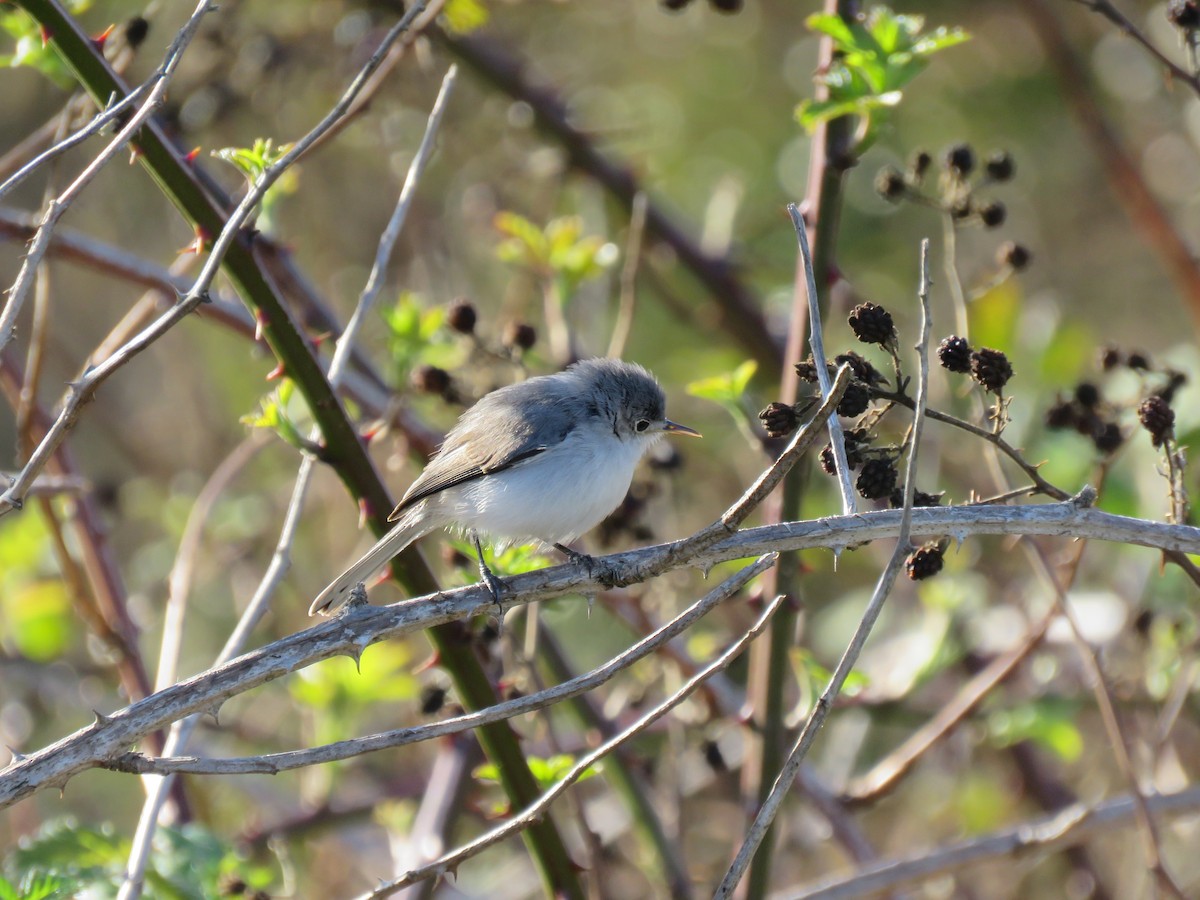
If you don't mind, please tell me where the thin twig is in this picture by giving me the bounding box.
[1070,0,1200,95]
[607,191,648,360]
[1026,540,1189,899]
[785,784,1200,900]
[0,1,215,361]
[156,437,267,692]
[359,594,787,898]
[0,83,154,204]
[844,604,1056,802]
[870,389,1071,501]
[0,2,432,518]
[109,556,774,776]
[114,60,455,900]
[716,238,933,899]
[788,203,856,514]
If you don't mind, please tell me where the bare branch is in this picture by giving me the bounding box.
[717,238,934,898]
[6,493,1200,808]
[360,593,788,897]
[109,555,775,776]
[785,785,1200,900]
[788,203,856,514]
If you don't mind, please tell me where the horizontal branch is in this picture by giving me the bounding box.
[108,555,776,776]
[4,488,1199,809]
[791,784,1200,899]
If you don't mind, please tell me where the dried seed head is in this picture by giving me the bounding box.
[446,299,477,335]
[411,364,451,395]
[856,458,898,500]
[943,142,975,176]
[937,335,972,374]
[875,165,907,201]
[502,321,537,352]
[905,543,945,580]
[997,241,1031,271]
[978,200,1007,229]
[969,347,1014,394]
[759,402,800,439]
[1138,395,1175,447]
[847,302,896,346]
[985,150,1015,181]
[837,381,871,418]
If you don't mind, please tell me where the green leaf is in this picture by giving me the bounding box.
[988,699,1084,762]
[797,7,968,136]
[0,580,72,662]
[686,360,757,405]
[212,139,297,235]
[913,26,972,56]
[494,211,549,267]
[494,213,614,301]
[475,754,599,790]
[969,277,1020,353]
[380,292,452,379]
[212,138,294,182]
[240,380,308,451]
[443,0,489,34]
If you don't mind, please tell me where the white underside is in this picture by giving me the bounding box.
[310,424,656,614]
[420,423,649,546]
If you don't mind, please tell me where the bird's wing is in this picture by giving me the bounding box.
[388,384,576,521]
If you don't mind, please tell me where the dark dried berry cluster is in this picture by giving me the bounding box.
[661,0,742,11]
[420,685,448,715]
[820,428,869,475]
[1045,348,1185,455]
[856,457,898,500]
[944,143,975,176]
[937,336,972,373]
[878,145,1025,276]
[502,321,538,353]
[759,402,800,439]
[996,240,1031,271]
[1168,0,1200,29]
[875,166,907,202]
[905,543,945,580]
[411,363,452,396]
[848,302,896,347]
[985,150,1015,182]
[969,347,1014,395]
[795,351,884,422]
[1043,385,1125,456]
[835,351,886,385]
[1138,396,1175,448]
[890,487,942,509]
[937,337,1014,394]
[446,298,477,335]
[838,381,871,418]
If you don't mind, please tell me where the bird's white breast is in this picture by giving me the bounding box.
[428,424,650,547]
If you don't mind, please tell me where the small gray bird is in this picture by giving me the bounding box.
[310,358,699,615]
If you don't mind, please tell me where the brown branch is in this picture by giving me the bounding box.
[1024,0,1200,336]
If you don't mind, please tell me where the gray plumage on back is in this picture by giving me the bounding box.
[310,358,694,615]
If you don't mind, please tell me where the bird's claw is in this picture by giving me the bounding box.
[554,543,621,589]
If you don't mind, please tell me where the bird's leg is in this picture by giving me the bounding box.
[553,542,621,589]
[471,531,506,619]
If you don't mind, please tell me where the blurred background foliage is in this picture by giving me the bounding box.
[2,0,1200,897]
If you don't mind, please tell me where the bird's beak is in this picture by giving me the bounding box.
[662,419,701,438]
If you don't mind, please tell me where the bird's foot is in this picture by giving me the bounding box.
[554,543,621,589]
[471,532,506,626]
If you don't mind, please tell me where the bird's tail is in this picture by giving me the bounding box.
[309,512,435,616]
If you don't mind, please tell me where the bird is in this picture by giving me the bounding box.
[310,357,700,615]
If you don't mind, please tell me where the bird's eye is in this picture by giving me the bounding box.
[635,419,651,433]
